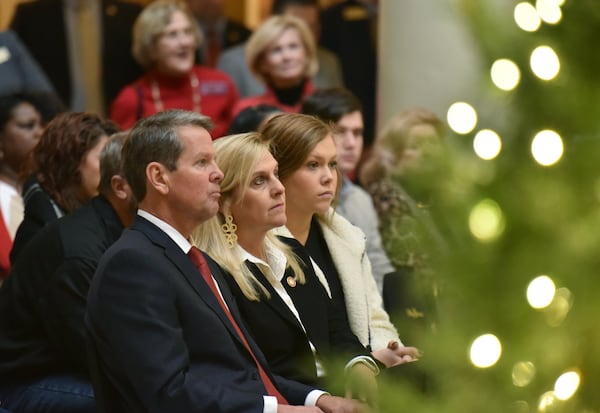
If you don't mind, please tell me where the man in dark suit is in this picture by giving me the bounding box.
[0,132,135,412]
[85,109,368,412]
[10,0,142,113]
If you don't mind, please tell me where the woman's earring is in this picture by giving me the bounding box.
[221,215,238,248]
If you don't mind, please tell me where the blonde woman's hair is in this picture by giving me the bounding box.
[191,132,306,301]
[132,0,202,69]
[246,15,318,84]
[360,107,445,188]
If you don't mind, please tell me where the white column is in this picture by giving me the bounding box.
[377,0,484,133]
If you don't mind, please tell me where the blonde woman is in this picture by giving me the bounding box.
[193,132,378,408]
[231,15,318,116]
[109,0,239,138]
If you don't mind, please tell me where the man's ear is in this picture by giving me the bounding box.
[146,162,169,195]
[110,175,129,200]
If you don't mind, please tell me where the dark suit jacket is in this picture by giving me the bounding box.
[0,195,124,383]
[85,216,315,413]
[10,0,142,111]
[224,236,368,387]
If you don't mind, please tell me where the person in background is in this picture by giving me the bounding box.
[109,0,239,138]
[10,0,142,114]
[0,132,134,413]
[10,112,118,263]
[227,103,281,134]
[85,109,363,412]
[192,132,378,406]
[300,87,394,294]
[263,113,419,368]
[0,29,54,97]
[231,14,317,116]
[218,0,343,98]
[360,107,448,341]
[186,0,251,67]
[0,93,45,277]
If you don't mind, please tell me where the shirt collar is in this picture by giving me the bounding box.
[237,238,287,282]
[138,209,192,253]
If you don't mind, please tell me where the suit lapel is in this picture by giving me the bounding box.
[134,217,247,347]
[246,262,306,332]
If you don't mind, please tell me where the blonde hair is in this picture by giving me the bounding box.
[360,107,445,187]
[192,132,306,301]
[246,15,318,84]
[132,0,202,69]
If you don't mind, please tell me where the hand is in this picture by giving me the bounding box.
[372,341,421,368]
[316,394,372,413]
[345,363,378,408]
[277,405,324,413]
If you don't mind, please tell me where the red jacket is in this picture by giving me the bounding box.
[231,80,315,118]
[110,66,239,139]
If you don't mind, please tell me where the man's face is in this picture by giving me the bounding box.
[333,111,364,174]
[164,126,223,231]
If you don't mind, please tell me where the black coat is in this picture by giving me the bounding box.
[85,216,315,412]
[225,236,369,387]
[0,195,124,382]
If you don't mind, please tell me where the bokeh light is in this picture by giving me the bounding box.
[544,288,573,326]
[538,391,558,412]
[473,129,502,160]
[536,0,563,24]
[447,102,477,135]
[470,334,502,368]
[554,371,580,400]
[530,45,560,80]
[512,361,536,387]
[514,2,541,32]
[491,59,521,91]
[531,129,564,166]
[527,275,556,309]
[469,199,505,242]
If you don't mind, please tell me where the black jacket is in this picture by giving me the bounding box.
[0,195,124,382]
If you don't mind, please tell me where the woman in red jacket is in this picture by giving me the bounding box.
[232,15,317,117]
[109,0,239,139]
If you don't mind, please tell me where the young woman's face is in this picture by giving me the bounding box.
[280,134,338,218]
[152,10,197,76]
[230,151,286,236]
[78,134,109,202]
[0,102,43,174]
[261,28,307,88]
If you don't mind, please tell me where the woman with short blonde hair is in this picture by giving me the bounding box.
[232,15,318,116]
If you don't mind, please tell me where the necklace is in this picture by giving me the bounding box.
[150,71,201,113]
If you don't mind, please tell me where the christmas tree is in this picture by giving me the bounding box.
[377,1,600,412]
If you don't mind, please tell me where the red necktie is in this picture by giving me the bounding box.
[187,246,288,405]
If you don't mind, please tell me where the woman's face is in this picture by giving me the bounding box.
[152,10,197,76]
[261,27,307,88]
[398,124,443,176]
[78,134,109,202]
[229,151,286,238]
[0,102,43,175]
[280,134,337,218]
